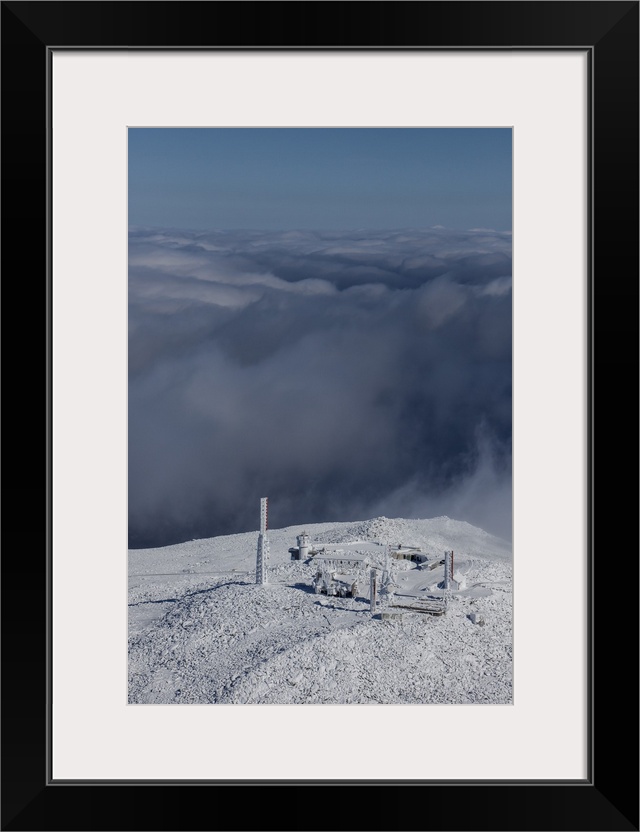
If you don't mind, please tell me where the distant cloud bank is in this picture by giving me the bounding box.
[129,227,512,547]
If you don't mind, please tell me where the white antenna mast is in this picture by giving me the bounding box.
[443,549,453,605]
[256,497,270,585]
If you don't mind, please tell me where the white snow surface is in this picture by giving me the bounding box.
[129,516,512,704]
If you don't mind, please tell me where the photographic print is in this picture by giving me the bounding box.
[128,127,513,705]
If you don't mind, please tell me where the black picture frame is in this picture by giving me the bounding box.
[2,2,638,830]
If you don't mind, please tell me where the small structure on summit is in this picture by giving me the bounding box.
[313,567,358,598]
[297,531,311,559]
[311,552,367,599]
[391,545,428,565]
[289,531,318,560]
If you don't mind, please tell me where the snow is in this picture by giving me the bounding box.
[129,516,512,704]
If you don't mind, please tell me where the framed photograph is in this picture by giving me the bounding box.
[2,2,637,830]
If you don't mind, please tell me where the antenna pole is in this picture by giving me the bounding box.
[256,497,270,585]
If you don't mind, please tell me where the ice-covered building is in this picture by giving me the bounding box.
[312,552,368,570]
[391,548,428,564]
[289,531,318,560]
[313,568,358,598]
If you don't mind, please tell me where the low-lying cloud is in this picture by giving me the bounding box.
[129,227,512,547]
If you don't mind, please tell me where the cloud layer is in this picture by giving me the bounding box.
[129,227,512,547]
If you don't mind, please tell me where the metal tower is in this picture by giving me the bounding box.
[443,549,452,590]
[255,497,270,585]
[382,544,391,586]
[443,549,454,607]
[380,545,394,607]
[369,569,377,615]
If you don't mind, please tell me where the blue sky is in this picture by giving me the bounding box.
[128,128,512,231]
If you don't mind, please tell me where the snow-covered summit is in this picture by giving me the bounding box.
[312,515,510,559]
[128,516,512,704]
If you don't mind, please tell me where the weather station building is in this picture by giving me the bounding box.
[289,531,318,561]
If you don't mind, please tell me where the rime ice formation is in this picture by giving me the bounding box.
[128,516,512,704]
